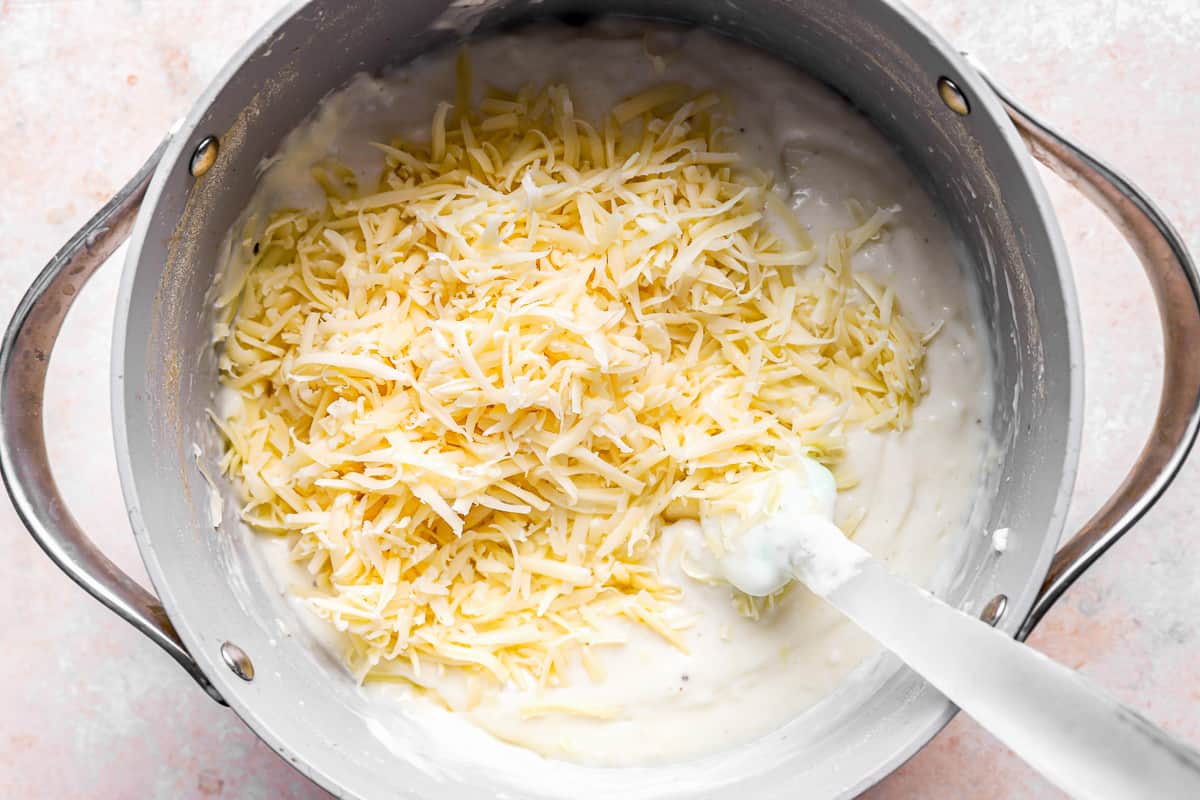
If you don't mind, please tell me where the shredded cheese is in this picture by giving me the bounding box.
[214,71,927,694]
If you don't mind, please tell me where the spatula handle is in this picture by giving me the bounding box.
[828,560,1200,799]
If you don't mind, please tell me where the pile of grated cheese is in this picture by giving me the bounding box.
[213,71,929,696]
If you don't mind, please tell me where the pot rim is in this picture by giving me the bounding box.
[111,1,1083,797]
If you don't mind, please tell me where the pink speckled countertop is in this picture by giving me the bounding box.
[1,1,1197,798]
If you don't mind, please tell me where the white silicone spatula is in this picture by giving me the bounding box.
[800,539,1200,799]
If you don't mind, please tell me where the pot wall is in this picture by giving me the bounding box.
[112,1,1079,797]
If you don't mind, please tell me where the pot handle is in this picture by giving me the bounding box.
[0,138,226,704]
[972,69,1200,640]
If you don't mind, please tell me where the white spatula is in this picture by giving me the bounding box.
[801,534,1200,799]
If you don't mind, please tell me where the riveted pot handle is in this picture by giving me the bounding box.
[0,139,225,704]
[973,68,1200,640]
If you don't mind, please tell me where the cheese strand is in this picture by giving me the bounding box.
[214,77,927,694]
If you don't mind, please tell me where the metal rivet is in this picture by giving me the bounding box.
[937,77,970,115]
[220,641,254,681]
[189,135,220,177]
[980,594,1008,626]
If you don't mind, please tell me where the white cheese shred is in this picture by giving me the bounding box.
[214,65,927,696]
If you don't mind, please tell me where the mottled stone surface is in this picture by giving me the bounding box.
[0,1,1196,797]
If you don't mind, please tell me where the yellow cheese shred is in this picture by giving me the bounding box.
[214,72,928,694]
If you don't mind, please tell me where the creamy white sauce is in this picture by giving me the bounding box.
[992,526,1011,553]
[227,23,993,767]
[190,441,224,529]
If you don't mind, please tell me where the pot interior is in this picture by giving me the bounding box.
[114,1,1079,797]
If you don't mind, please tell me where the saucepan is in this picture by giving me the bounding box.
[3,1,1197,797]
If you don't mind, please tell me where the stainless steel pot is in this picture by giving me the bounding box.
[3,1,1198,797]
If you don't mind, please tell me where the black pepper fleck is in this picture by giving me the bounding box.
[253,242,261,255]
